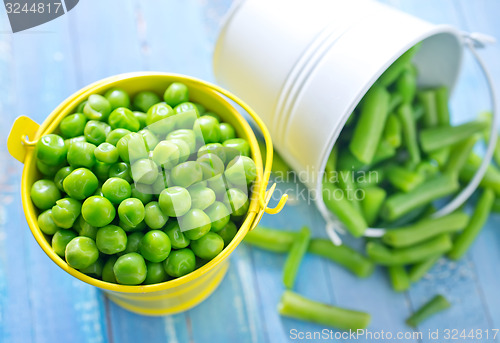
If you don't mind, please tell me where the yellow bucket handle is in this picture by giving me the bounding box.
[7,115,40,163]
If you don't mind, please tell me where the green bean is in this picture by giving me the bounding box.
[397,103,421,166]
[323,182,367,237]
[366,234,452,266]
[379,44,420,87]
[416,160,439,178]
[396,68,417,104]
[418,90,438,127]
[338,170,361,211]
[356,169,385,189]
[413,103,425,122]
[448,188,495,260]
[383,115,402,148]
[278,290,371,330]
[408,255,441,283]
[388,266,410,292]
[382,174,459,221]
[372,140,396,164]
[244,226,297,253]
[435,86,450,125]
[359,187,386,226]
[386,166,424,193]
[309,239,375,278]
[493,197,500,213]
[419,121,488,153]
[337,150,366,172]
[444,135,480,176]
[406,295,451,327]
[349,84,390,164]
[283,227,311,289]
[387,93,403,114]
[378,205,430,229]
[382,212,469,248]
[459,153,500,194]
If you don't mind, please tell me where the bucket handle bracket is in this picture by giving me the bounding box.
[8,116,40,163]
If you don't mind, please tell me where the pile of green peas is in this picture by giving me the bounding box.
[31,82,258,285]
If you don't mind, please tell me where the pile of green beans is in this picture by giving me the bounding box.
[31,82,258,285]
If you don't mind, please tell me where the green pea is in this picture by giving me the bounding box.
[133,91,161,113]
[180,209,211,240]
[152,141,180,170]
[197,153,225,180]
[198,143,227,163]
[106,128,131,146]
[83,94,112,121]
[105,87,131,110]
[194,115,221,144]
[94,142,119,164]
[31,179,61,210]
[164,248,195,278]
[138,129,159,150]
[96,225,127,254]
[78,216,98,240]
[36,134,67,166]
[37,160,64,177]
[139,230,171,262]
[63,168,99,200]
[75,100,87,114]
[93,161,112,181]
[224,188,249,218]
[163,221,190,249]
[116,134,133,162]
[59,113,87,138]
[67,141,97,168]
[144,201,169,229]
[54,166,74,191]
[188,184,216,210]
[64,136,86,150]
[113,252,147,285]
[82,196,116,227]
[219,122,236,142]
[225,156,257,186]
[204,112,221,122]
[84,120,111,145]
[118,198,145,227]
[119,218,147,233]
[79,257,104,278]
[163,82,189,107]
[109,162,132,182]
[102,177,132,204]
[170,161,203,188]
[205,201,230,232]
[167,138,191,162]
[216,221,237,247]
[166,129,196,153]
[102,255,118,283]
[159,186,191,217]
[131,159,159,185]
[120,231,144,255]
[38,209,60,235]
[146,103,175,134]
[109,107,140,132]
[173,102,199,129]
[65,236,99,269]
[190,232,224,260]
[131,183,153,204]
[133,112,148,130]
[52,229,78,257]
[144,261,168,284]
[51,198,82,229]
[206,175,229,200]
[222,138,250,160]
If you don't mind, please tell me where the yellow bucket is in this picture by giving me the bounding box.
[7,72,287,316]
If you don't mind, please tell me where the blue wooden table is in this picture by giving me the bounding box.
[1,1,500,342]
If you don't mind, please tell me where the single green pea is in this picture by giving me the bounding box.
[105,87,131,110]
[83,94,112,121]
[138,129,159,150]
[133,91,161,113]
[188,184,216,210]
[79,257,104,278]
[152,141,180,169]
[75,100,87,114]
[146,103,175,134]
[67,141,97,168]
[109,107,140,132]
[38,209,60,235]
[113,252,147,285]
[109,162,132,182]
[204,112,221,122]
[167,138,191,162]
[31,179,61,210]
[54,166,74,191]
[84,120,111,145]
[37,160,64,177]
[118,198,145,227]
[131,159,159,185]
[130,183,153,204]
[119,219,147,233]
[116,134,133,162]
[144,261,168,284]
[133,112,148,130]
[94,142,119,164]
[102,256,118,283]
[52,229,78,257]
[164,248,196,278]
[96,225,128,255]
[194,103,206,115]
[197,153,225,180]
[120,231,144,255]
[93,161,112,181]
[77,216,99,240]
[64,136,86,150]
[173,102,199,129]
[206,175,229,200]
[164,82,189,107]
[139,230,171,262]
[101,177,132,204]
[219,122,236,142]
[193,115,221,144]
[159,186,191,217]
[179,209,211,240]
[170,161,203,188]
[222,138,250,160]
[190,232,224,260]
[166,129,196,153]
[225,156,257,186]
[51,198,82,229]
[59,113,87,138]
[63,168,99,200]
[144,201,169,229]
[205,201,230,232]
[163,221,191,249]
[106,128,131,146]
[197,143,227,163]
[128,132,149,163]
[65,236,99,269]
[36,134,67,166]
[224,188,249,218]
[82,196,116,227]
